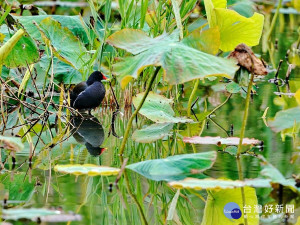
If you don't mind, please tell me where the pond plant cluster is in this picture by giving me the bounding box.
[0,0,299,224]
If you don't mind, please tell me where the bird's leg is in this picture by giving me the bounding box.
[109,81,120,110]
[88,109,92,115]
[110,110,122,138]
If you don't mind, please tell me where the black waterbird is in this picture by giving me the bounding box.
[70,71,107,113]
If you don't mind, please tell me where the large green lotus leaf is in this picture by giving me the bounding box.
[182,27,221,55]
[268,107,300,132]
[36,17,89,69]
[54,164,120,176]
[133,92,193,123]
[38,55,83,84]
[0,135,24,151]
[0,173,35,201]
[2,208,81,222]
[132,123,174,143]
[114,42,237,85]
[204,0,264,52]
[0,25,39,68]
[202,187,259,225]
[14,15,89,44]
[126,151,217,181]
[108,29,238,85]
[226,81,241,93]
[106,29,179,54]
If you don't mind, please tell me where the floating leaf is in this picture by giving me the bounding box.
[168,177,271,190]
[0,135,24,151]
[201,187,259,225]
[132,123,174,143]
[126,151,217,181]
[107,29,238,85]
[2,208,81,222]
[36,17,89,69]
[268,107,300,132]
[204,0,264,51]
[183,136,261,145]
[226,81,241,93]
[224,146,238,155]
[133,92,193,123]
[54,164,120,176]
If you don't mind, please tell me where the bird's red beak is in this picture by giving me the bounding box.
[100,147,107,155]
[102,75,108,80]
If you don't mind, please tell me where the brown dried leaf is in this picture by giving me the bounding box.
[228,43,268,75]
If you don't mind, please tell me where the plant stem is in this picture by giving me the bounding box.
[119,66,161,155]
[122,160,148,225]
[237,158,248,225]
[266,0,283,41]
[237,73,254,158]
[187,79,199,117]
[207,93,232,118]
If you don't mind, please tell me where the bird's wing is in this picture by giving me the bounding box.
[73,82,105,110]
[70,82,88,107]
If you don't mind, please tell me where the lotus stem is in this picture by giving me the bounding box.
[207,93,232,118]
[266,0,283,41]
[119,66,161,155]
[237,73,254,158]
[187,79,199,117]
[237,158,248,225]
[122,164,148,225]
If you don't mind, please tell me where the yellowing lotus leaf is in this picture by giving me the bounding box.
[121,75,133,89]
[54,164,120,176]
[204,0,227,27]
[182,27,221,55]
[203,0,264,52]
[201,187,259,225]
[215,9,264,52]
